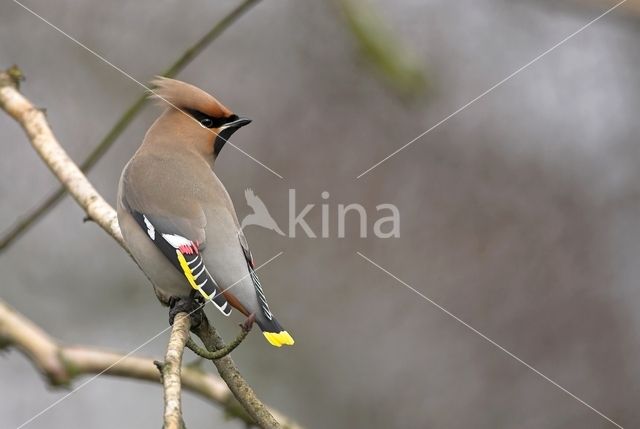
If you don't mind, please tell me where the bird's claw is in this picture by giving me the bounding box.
[169,295,204,329]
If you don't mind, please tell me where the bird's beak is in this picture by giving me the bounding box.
[214,116,252,156]
[220,117,252,130]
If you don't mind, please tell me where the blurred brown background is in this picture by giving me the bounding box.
[1,0,639,428]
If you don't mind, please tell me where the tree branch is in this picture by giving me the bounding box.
[0,69,124,248]
[158,313,191,429]
[0,298,248,424]
[193,317,284,428]
[0,68,301,429]
[0,0,261,254]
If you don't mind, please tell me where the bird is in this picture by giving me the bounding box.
[116,77,294,347]
[240,188,285,236]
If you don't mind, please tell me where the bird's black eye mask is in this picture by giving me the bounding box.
[185,108,238,129]
[184,109,240,156]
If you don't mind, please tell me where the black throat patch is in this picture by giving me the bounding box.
[215,126,241,156]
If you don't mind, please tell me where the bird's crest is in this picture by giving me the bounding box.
[149,77,232,119]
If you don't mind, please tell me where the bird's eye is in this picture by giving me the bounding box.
[185,109,226,128]
[200,118,214,128]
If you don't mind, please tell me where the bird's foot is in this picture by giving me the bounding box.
[240,313,256,332]
[168,295,205,329]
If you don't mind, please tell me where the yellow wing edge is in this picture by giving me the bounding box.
[176,250,210,300]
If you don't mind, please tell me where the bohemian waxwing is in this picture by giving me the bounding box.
[117,77,294,347]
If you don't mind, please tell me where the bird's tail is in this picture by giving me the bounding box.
[256,316,295,347]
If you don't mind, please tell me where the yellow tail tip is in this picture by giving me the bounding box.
[263,331,295,347]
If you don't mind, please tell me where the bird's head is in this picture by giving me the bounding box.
[148,77,251,159]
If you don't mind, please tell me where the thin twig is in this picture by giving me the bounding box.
[0,68,301,429]
[186,324,250,360]
[0,0,260,253]
[161,313,191,429]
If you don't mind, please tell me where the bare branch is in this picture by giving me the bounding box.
[0,0,261,254]
[0,68,302,429]
[159,313,191,429]
[193,316,287,428]
[0,69,124,248]
[0,298,243,423]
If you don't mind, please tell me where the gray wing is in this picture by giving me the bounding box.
[120,156,231,315]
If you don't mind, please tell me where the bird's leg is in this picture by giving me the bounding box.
[168,290,205,329]
[189,292,206,330]
[241,312,256,332]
